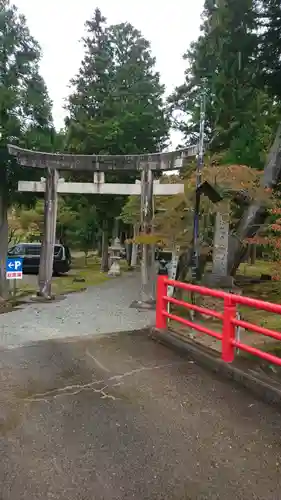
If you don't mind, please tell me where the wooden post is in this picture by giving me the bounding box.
[38,168,59,298]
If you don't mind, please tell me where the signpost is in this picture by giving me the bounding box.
[6,258,23,297]
[6,258,23,279]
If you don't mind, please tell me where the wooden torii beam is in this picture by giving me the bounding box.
[17,176,184,196]
[8,144,196,302]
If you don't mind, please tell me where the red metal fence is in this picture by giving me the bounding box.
[156,275,281,366]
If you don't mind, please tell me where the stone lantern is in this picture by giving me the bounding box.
[108,237,122,276]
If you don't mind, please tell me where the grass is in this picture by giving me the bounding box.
[11,254,130,299]
[238,259,275,278]
[234,259,281,331]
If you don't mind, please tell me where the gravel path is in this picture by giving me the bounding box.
[0,273,154,348]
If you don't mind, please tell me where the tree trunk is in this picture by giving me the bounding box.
[227,205,267,276]
[175,248,193,300]
[101,221,109,272]
[0,164,9,300]
[84,251,88,266]
[0,184,8,300]
[131,224,139,268]
[97,235,102,257]
[125,241,132,267]
[113,218,119,240]
[250,243,256,265]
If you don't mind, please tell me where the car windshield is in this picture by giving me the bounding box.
[8,246,22,255]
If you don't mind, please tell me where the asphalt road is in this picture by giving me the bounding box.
[0,330,280,499]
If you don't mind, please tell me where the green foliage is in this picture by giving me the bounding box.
[0,1,54,198]
[59,198,99,257]
[0,0,55,297]
[66,8,168,156]
[65,7,169,225]
[119,196,140,225]
[14,196,99,259]
[169,0,281,166]
[259,0,281,100]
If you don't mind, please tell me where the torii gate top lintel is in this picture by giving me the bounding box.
[7,144,197,172]
[6,144,193,300]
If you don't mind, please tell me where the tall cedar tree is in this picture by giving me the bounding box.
[0,0,54,297]
[65,8,169,269]
[66,8,168,156]
[169,0,279,166]
[259,0,281,101]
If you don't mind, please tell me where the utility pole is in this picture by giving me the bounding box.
[191,81,207,281]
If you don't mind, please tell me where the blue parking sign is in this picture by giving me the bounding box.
[6,257,23,280]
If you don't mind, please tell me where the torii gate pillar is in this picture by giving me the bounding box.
[38,168,59,298]
[139,164,154,305]
[8,144,194,300]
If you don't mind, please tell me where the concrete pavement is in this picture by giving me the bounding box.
[0,329,281,499]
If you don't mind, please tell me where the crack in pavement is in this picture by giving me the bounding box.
[22,362,184,404]
[23,379,109,403]
[85,350,111,373]
[25,383,118,403]
[109,363,180,381]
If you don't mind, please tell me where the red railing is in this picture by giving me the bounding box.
[156,275,281,366]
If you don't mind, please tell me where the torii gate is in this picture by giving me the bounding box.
[8,144,197,302]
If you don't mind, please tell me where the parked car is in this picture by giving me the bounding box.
[7,242,71,275]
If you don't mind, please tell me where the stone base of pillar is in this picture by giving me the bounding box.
[130,298,156,310]
[108,260,121,277]
[202,272,234,289]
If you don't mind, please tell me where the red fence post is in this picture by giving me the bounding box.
[156,275,168,330]
[222,295,236,362]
